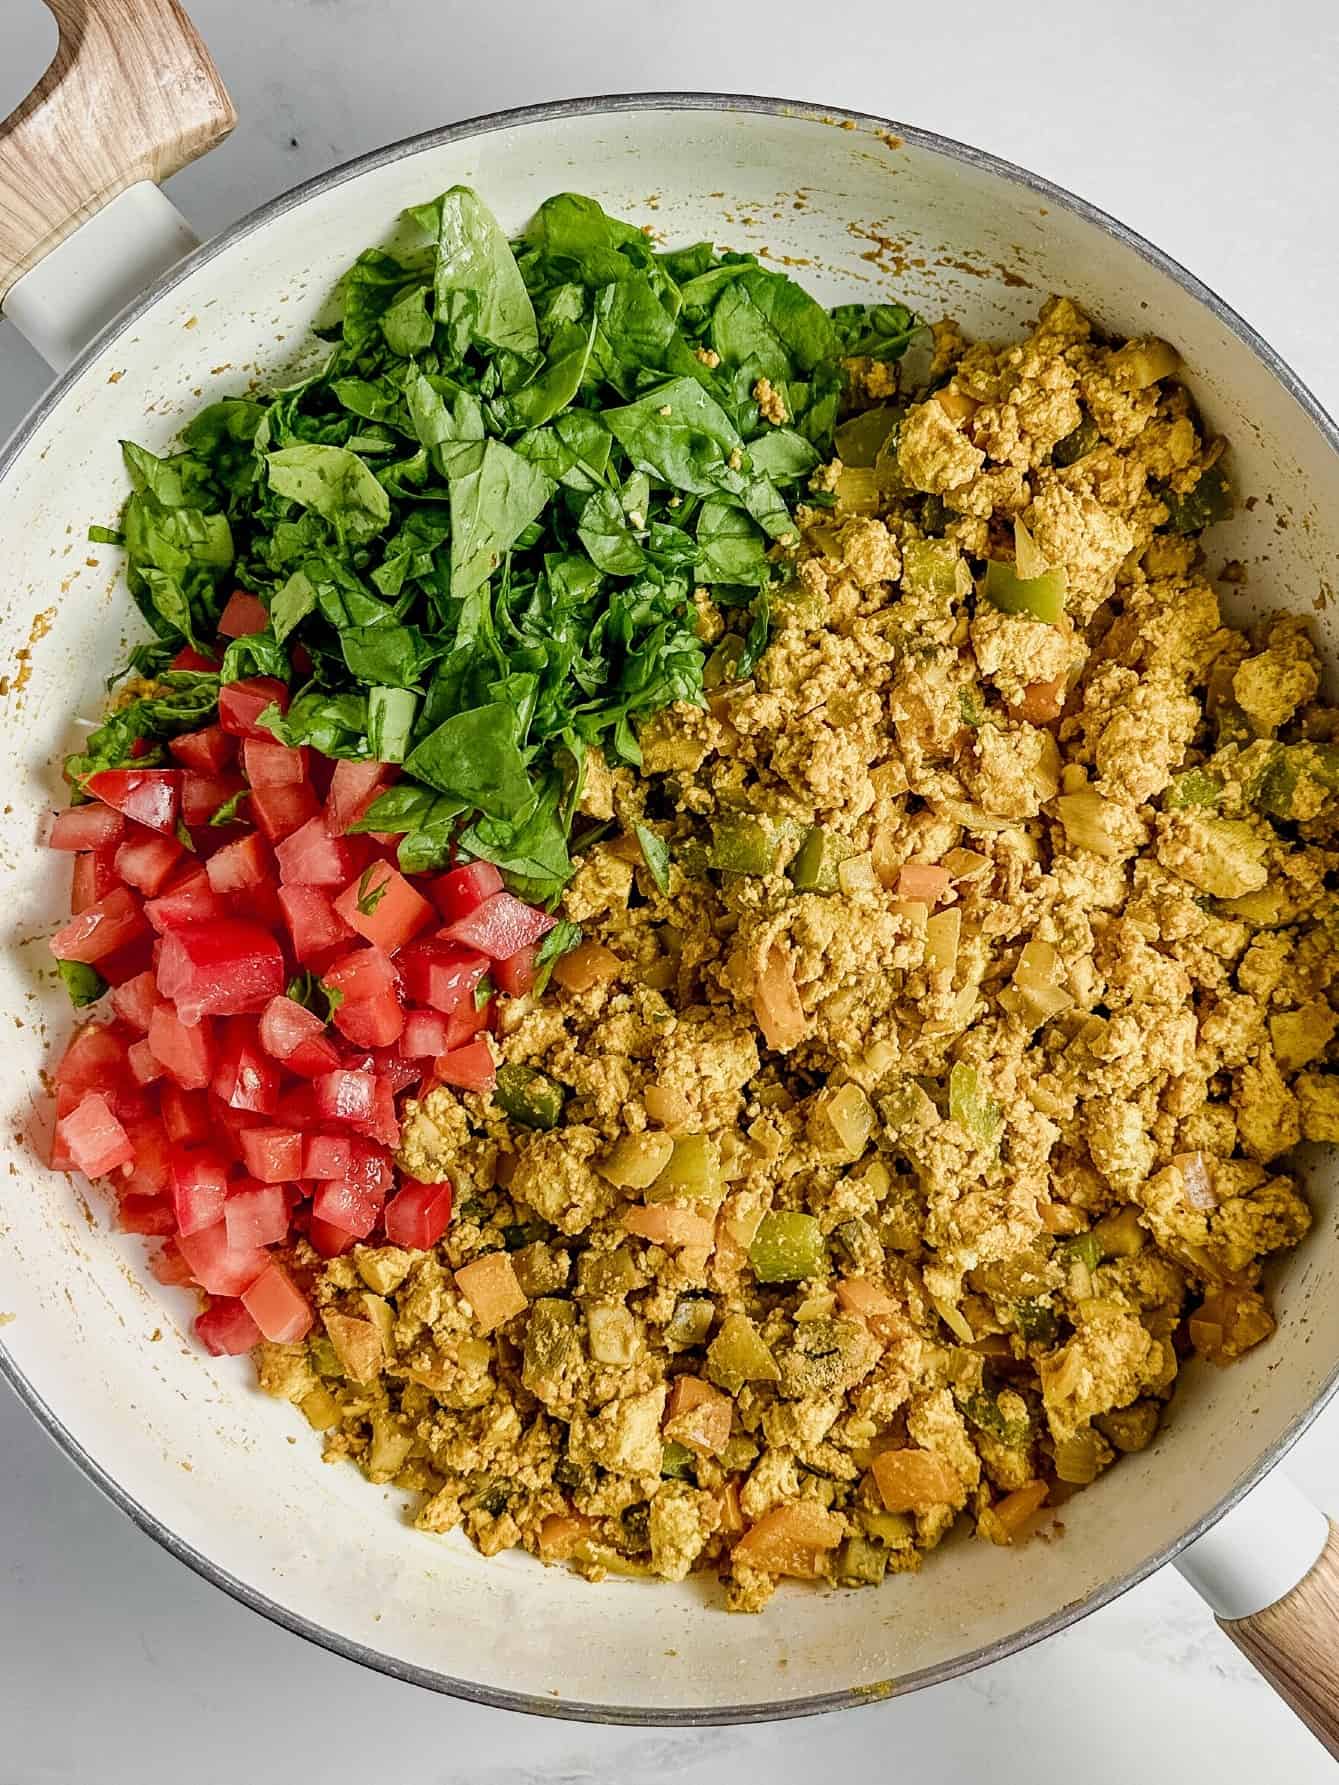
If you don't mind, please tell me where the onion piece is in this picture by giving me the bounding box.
[1174,1150,1218,1212]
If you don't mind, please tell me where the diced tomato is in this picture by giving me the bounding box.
[307,1215,359,1259]
[146,1004,214,1090]
[117,1195,176,1235]
[433,1038,496,1094]
[177,1220,270,1297]
[258,995,324,1060]
[159,1082,211,1146]
[439,889,556,960]
[323,946,404,1048]
[109,970,157,1032]
[171,645,221,673]
[145,867,229,933]
[400,1009,450,1058]
[57,1092,134,1177]
[115,831,184,897]
[71,845,120,914]
[310,1179,380,1238]
[170,1144,229,1236]
[181,771,246,829]
[346,1141,393,1197]
[384,1178,453,1250]
[275,1083,319,1129]
[156,920,284,1023]
[195,1296,263,1355]
[85,768,181,837]
[97,930,158,988]
[224,1181,288,1249]
[217,590,270,638]
[302,1134,353,1180]
[313,1069,378,1130]
[442,998,491,1051]
[51,885,148,965]
[368,1076,400,1148]
[325,760,394,835]
[368,1049,422,1095]
[275,815,353,889]
[493,943,536,999]
[395,938,488,1015]
[431,861,504,925]
[120,1115,173,1195]
[49,805,125,851]
[54,1022,130,1096]
[333,863,433,954]
[211,1019,280,1115]
[241,1260,312,1343]
[169,725,235,775]
[250,780,319,844]
[238,1126,302,1184]
[218,677,289,740]
[204,831,273,896]
[243,738,310,791]
[277,884,354,963]
[148,1238,194,1286]
[127,1038,162,1085]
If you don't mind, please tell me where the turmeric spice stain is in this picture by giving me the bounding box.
[4,606,56,699]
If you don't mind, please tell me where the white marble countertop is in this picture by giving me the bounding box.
[3,1,1338,1778]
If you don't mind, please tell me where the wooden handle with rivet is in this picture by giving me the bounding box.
[0,0,234,304]
[1217,1521,1339,1758]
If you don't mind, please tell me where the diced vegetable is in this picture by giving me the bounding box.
[224,1182,289,1249]
[430,861,504,924]
[241,1260,312,1343]
[218,590,269,637]
[85,768,181,836]
[788,825,857,894]
[989,1480,1049,1541]
[707,815,800,877]
[733,1503,843,1576]
[495,1062,566,1130]
[870,1447,960,1512]
[622,1204,715,1249]
[432,1038,496,1093]
[550,941,620,993]
[455,1251,527,1332]
[275,815,354,889]
[753,945,808,1052]
[948,1061,1002,1146]
[384,1177,453,1249]
[597,1131,675,1190]
[49,805,125,851]
[647,1133,721,1204]
[706,1314,781,1393]
[982,558,1067,623]
[749,1211,826,1283]
[155,920,285,1024]
[146,1004,214,1090]
[51,886,149,965]
[57,1092,134,1178]
[396,937,489,1014]
[218,677,290,740]
[333,864,434,953]
[1051,413,1100,467]
[195,1298,263,1357]
[176,1220,270,1297]
[439,890,556,959]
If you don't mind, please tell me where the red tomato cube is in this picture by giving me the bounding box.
[275,815,354,889]
[333,864,433,954]
[57,1092,134,1177]
[177,1221,270,1297]
[195,1297,263,1355]
[85,768,181,837]
[439,890,556,960]
[313,1069,377,1130]
[160,1083,211,1146]
[204,830,273,896]
[70,845,120,914]
[224,1182,289,1249]
[217,590,270,638]
[116,1194,176,1235]
[250,780,319,843]
[433,1037,496,1094]
[211,1019,281,1115]
[368,1049,422,1094]
[169,725,235,775]
[218,677,289,740]
[242,737,309,788]
[368,1077,400,1148]
[384,1178,453,1250]
[51,885,149,965]
[171,645,220,673]
[48,805,125,851]
[115,832,184,898]
[146,1004,214,1090]
[307,1215,359,1258]
[400,1010,450,1058]
[145,867,229,933]
[180,770,246,829]
[441,999,491,1051]
[431,861,503,924]
[278,884,355,962]
[492,943,536,999]
[323,946,404,1048]
[54,1021,131,1097]
[310,1179,380,1238]
[170,1144,229,1235]
[302,1133,354,1180]
[325,760,395,835]
[155,920,285,1024]
[150,1238,195,1286]
[238,1126,302,1184]
[121,1116,174,1196]
[241,1261,312,1343]
[127,1038,162,1085]
[395,938,488,1015]
[258,995,324,1060]
[109,970,158,1032]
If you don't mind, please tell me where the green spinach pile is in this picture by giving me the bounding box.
[85,188,919,900]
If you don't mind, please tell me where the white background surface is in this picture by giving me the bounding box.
[2,1,1338,1779]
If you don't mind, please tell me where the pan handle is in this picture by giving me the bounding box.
[0,0,234,366]
[1176,1471,1339,1757]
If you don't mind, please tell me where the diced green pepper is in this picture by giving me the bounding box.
[787,824,857,893]
[1165,767,1222,810]
[836,1535,888,1586]
[703,635,745,689]
[708,814,802,877]
[957,1388,1031,1448]
[706,1313,781,1393]
[1093,1205,1145,1259]
[1249,743,1339,821]
[309,1336,343,1378]
[982,558,1067,623]
[648,1132,722,1205]
[1011,1297,1058,1344]
[834,405,901,468]
[948,1061,1002,1146]
[660,1439,698,1481]
[958,688,985,728]
[748,1211,827,1283]
[901,536,968,599]
[1061,1232,1102,1274]
[633,822,672,894]
[502,1219,549,1251]
[1051,412,1101,467]
[1156,465,1231,535]
[578,1246,638,1298]
[664,1293,715,1349]
[495,1063,566,1130]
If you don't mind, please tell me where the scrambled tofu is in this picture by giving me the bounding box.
[263,298,1333,1613]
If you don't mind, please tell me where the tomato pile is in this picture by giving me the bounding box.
[46,671,556,1359]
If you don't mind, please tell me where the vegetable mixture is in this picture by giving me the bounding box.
[42,190,1338,1615]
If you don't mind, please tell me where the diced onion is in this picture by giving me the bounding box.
[1173,1151,1218,1212]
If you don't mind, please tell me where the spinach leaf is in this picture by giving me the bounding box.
[56,960,107,1008]
[267,445,392,542]
[404,700,533,818]
[413,185,538,356]
[449,439,554,598]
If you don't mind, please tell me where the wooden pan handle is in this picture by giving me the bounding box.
[0,0,235,304]
[1218,1521,1339,1758]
